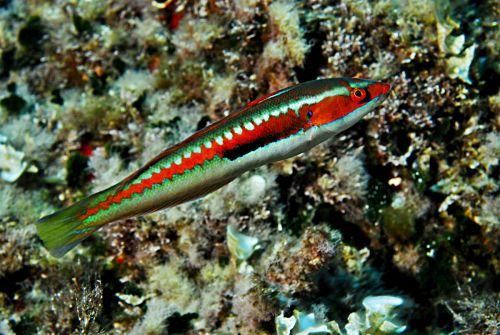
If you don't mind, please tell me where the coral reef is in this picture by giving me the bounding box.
[0,0,498,334]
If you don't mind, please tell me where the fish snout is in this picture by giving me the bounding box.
[368,81,392,101]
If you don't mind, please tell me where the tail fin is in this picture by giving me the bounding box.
[36,196,106,258]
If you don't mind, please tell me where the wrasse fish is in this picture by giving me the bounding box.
[37,77,391,257]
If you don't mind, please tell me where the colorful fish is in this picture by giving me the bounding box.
[37,77,391,257]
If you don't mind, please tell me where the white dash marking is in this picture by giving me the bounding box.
[253,116,263,125]
[224,131,233,140]
[234,126,243,135]
[193,146,202,153]
[174,156,182,165]
[184,151,192,159]
[244,122,255,131]
[262,113,270,122]
[204,141,212,149]
[215,136,224,145]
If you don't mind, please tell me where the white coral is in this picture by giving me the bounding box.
[0,143,27,182]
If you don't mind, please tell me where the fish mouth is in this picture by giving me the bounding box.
[380,82,392,101]
[380,82,392,94]
[368,81,391,102]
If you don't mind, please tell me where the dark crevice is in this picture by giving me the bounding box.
[295,28,327,82]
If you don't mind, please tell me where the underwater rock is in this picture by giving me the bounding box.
[227,224,261,261]
[446,44,476,84]
[344,296,407,335]
[274,297,406,335]
[267,225,341,293]
[276,312,297,335]
[362,295,404,316]
[129,297,173,335]
[275,309,339,335]
[0,143,28,182]
[116,293,147,307]
[293,309,338,335]
[0,319,15,335]
[436,17,462,55]
[381,193,416,242]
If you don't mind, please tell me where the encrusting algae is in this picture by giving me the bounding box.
[0,1,498,334]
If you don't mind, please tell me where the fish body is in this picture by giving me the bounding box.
[37,77,391,257]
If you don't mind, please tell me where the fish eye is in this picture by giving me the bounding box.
[351,88,367,102]
[307,110,313,118]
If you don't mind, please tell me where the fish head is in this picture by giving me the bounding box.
[300,77,391,135]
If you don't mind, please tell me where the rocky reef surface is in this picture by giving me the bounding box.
[0,0,498,334]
